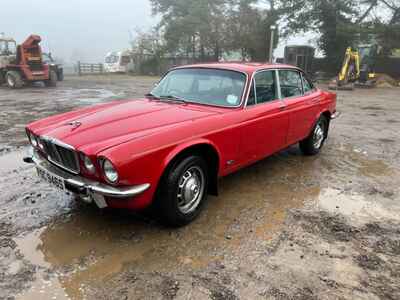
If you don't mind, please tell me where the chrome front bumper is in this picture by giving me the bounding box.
[24,149,150,199]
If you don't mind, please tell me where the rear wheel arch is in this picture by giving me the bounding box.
[310,110,331,136]
[321,111,332,135]
[322,110,331,120]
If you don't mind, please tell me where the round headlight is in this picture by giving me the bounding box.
[28,132,38,147]
[102,159,118,183]
[37,137,45,150]
[82,155,96,174]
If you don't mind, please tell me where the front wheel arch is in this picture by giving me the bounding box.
[160,142,221,197]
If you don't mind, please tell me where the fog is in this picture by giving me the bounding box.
[2,0,154,63]
[2,0,316,64]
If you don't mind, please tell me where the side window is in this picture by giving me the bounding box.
[279,70,303,98]
[254,71,279,104]
[302,74,314,94]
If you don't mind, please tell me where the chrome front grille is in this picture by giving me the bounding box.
[40,137,80,174]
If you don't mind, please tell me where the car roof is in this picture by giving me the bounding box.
[173,62,301,75]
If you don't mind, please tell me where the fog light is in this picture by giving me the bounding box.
[82,154,96,174]
[37,138,45,151]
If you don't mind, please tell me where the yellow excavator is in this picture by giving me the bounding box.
[331,44,378,90]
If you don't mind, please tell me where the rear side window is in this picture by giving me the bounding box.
[279,70,303,98]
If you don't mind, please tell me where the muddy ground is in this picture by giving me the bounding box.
[0,75,399,300]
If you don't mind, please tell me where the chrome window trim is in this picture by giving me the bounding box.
[153,67,249,109]
[275,70,282,99]
[41,136,81,175]
[253,77,257,104]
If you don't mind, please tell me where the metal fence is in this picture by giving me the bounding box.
[77,61,104,76]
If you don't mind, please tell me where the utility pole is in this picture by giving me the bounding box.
[269,25,276,63]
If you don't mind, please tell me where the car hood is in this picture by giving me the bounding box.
[29,99,222,154]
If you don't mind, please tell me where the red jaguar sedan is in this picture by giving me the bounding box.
[24,63,338,226]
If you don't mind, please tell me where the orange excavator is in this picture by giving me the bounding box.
[0,34,57,88]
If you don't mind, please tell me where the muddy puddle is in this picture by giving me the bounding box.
[315,188,400,225]
[0,84,127,149]
[11,147,318,299]
[53,88,118,104]
[10,143,396,299]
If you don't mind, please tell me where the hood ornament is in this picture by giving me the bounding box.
[66,121,82,128]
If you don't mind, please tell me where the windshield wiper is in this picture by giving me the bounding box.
[158,94,187,104]
[145,93,160,99]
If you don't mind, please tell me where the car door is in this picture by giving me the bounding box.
[238,70,289,164]
[279,69,321,145]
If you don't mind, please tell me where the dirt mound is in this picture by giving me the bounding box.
[375,74,400,87]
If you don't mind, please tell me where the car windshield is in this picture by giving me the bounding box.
[150,68,247,107]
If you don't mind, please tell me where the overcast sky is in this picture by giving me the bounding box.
[3,0,155,63]
[3,0,314,64]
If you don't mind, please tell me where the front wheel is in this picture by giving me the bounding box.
[6,71,24,89]
[299,115,329,156]
[157,156,209,227]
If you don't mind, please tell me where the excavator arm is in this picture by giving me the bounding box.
[338,47,360,86]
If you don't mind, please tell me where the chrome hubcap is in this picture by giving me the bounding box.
[313,123,325,149]
[177,166,205,214]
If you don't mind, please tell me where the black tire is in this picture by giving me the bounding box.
[156,156,209,227]
[0,72,5,85]
[57,69,64,81]
[6,71,24,89]
[44,70,57,87]
[299,115,329,156]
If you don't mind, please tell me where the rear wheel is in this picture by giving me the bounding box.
[299,115,329,156]
[57,69,64,81]
[44,70,57,87]
[6,71,23,89]
[0,72,5,85]
[157,156,209,227]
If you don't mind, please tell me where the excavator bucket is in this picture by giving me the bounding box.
[21,35,42,48]
[328,79,355,91]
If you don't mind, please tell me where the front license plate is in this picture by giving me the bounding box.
[36,166,66,191]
